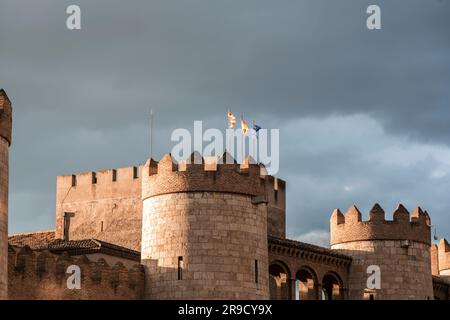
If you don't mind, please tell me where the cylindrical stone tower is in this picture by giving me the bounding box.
[141,153,270,299]
[0,89,12,300]
[330,203,433,300]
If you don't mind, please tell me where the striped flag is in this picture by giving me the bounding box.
[227,111,236,129]
[241,117,249,135]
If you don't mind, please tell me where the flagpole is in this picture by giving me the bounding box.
[251,119,255,161]
[150,109,153,159]
[227,108,230,155]
[241,113,245,163]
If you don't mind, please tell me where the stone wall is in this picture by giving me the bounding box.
[8,246,145,300]
[332,240,433,299]
[431,244,439,276]
[0,89,12,145]
[330,204,431,245]
[0,89,11,300]
[0,137,8,300]
[268,237,351,300]
[141,192,269,299]
[265,176,286,239]
[54,152,285,254]
[330,204,433,299]
[55,166,142,251]
[437,239,450,277]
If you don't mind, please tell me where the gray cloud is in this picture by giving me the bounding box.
[1,0,449,242]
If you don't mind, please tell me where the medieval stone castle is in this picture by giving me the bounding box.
[1,88,450,300]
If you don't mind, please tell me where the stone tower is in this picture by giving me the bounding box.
[140,153,270,299]
[330,203,433,300]
[437,239,450,279]
[0,89,12,300]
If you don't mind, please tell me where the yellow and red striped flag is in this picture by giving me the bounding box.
[227,111,236,129]
[241,117,249,135]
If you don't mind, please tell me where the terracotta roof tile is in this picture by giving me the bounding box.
[8,230,56,248]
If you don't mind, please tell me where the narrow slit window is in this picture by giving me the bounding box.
[133,166,138,179]
[100,221,104,232]
[71,174,77,187]
[255,260,259,283]
[92,172,97,184]
[178,256,183,280]
[112,169,117,182]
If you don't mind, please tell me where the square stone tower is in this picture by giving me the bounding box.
[0,89,12,300]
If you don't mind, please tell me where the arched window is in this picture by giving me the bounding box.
[269,262,290,300]
[322,272,343,300]
[296,267,318,300]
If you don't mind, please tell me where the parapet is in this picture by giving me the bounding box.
[438,239,450,273]
[0,88,12,145]
[57,164,142,195]
[141,152,284,200]
[8,245,145,300]
[330,203,431,246]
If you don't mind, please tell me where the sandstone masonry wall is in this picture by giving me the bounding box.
[55,152,285,253]
[8,246,144,300]
[332,240,433,299]
[142,192,269,299]
[141,154,271,299]
[0,89,12,300]
[330,204,433,300]
[55,166,142,251]
[437,239,450,277]
[0,138,8,300]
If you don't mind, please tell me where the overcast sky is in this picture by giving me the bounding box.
[1,0,449,246]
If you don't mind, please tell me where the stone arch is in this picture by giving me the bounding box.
[269,260,290,300]
[295,265,319,300]
[321,271,344,300]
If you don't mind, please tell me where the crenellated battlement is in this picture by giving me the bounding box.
[57,165,142,190]
[55,165,143,249]
[141,152,284,200]
[437,239,450,274]
[330,203,431,246]
[8,245,144,300]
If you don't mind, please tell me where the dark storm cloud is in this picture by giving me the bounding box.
[1,0,449,242]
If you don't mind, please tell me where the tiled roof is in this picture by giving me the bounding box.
[8,230,56,248]
[268,236,352,260]
[39,239,140,261]
[8,231,140,262]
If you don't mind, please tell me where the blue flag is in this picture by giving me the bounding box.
[253,124,261,133]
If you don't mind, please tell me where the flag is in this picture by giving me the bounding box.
[241,117,249,135]
[251,123,261,138]
[227,111,236,129]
